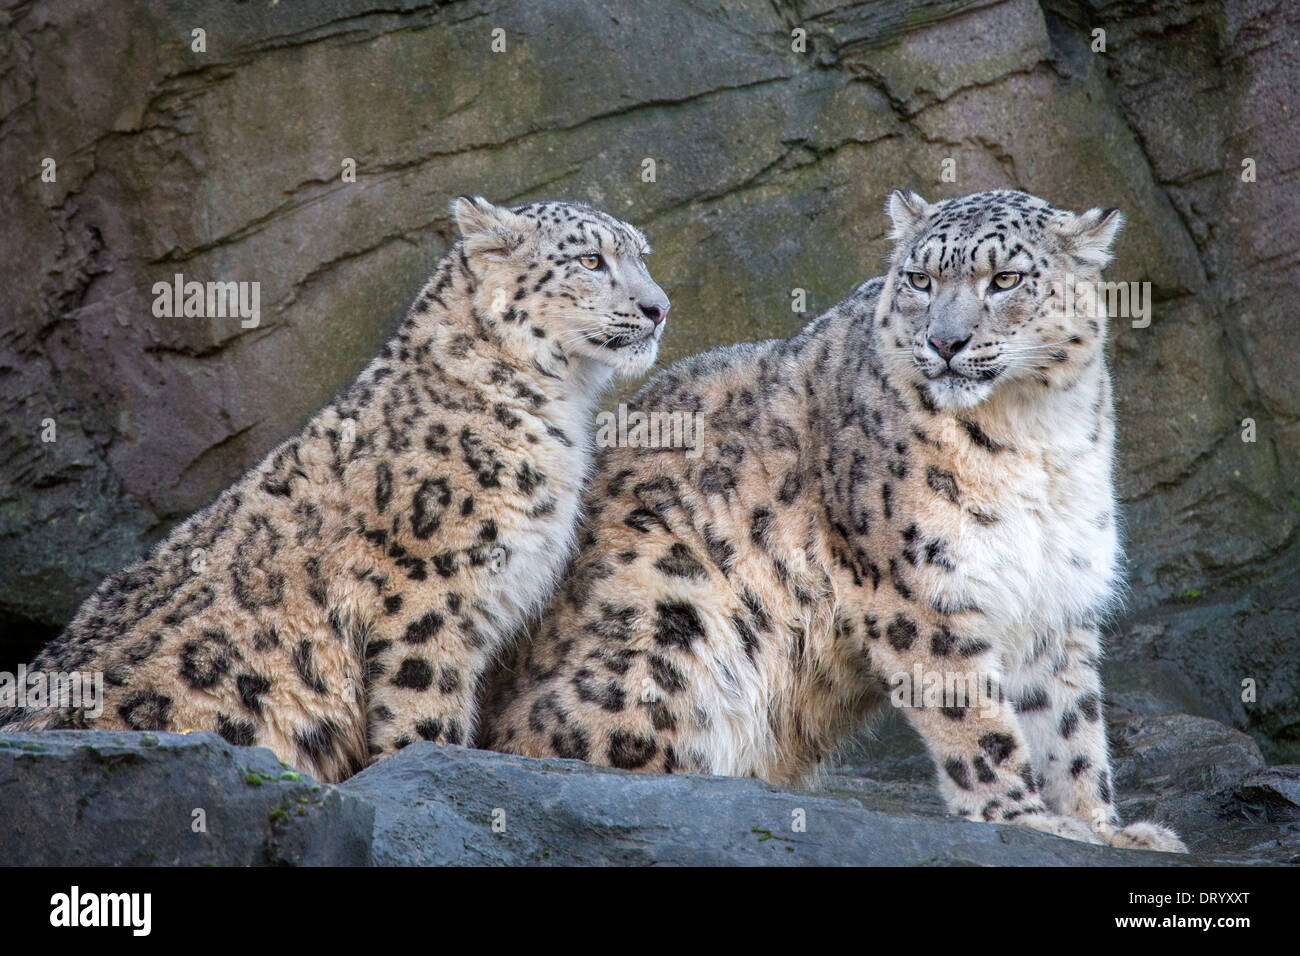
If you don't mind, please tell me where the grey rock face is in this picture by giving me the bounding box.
[1108,716,1300,865]
[1104,566,1300,764]
[1231,768,1300,825]
[4,712,1295,865]
[0,731,373,866]
[338,742,1184,867]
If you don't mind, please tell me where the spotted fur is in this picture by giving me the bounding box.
[482,189,1186,853]
[1,197,669,783]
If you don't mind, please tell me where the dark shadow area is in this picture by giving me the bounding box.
[0,615,59,674]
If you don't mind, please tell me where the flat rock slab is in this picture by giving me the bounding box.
[339,743,1189,867]
[0,731,372,866]
[5,727,1290,866]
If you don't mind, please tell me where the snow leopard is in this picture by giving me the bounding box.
[481,188,1186,853]
[1,196,670,783]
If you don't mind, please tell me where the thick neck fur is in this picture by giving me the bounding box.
[357,244,614,420]
[802,281,1116,534]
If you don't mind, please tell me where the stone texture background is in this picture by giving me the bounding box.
[1,1,1297,758]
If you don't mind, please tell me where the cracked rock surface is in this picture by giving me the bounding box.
[0,730,373,865]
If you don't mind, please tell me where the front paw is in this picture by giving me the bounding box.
[1105,821,1188,853]
[1014,812,1108,847]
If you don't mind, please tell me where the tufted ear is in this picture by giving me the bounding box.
[1049,206,1125,271]
[886,189,931,243]
[451,195,529,258]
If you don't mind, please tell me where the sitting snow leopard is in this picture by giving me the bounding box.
[1,196,669,783]
[482,188,1186,852]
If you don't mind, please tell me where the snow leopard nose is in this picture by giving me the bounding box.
[639,301,669,326]
[928,334,971,362]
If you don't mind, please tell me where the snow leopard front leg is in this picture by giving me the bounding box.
[865,609,1106,846]
[361,605,491,758]
[1004,623,1188,852]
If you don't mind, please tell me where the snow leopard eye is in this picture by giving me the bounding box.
[579,253,604,271]
[991,271,1022,291]
[906,272,931,291]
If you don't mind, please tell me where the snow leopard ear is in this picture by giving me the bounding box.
[886,189,931,243]
[1049,206,1125,271]
[451,196,529,258]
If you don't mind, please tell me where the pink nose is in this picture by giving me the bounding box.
[640,303,669,326]
[928,335,970,362]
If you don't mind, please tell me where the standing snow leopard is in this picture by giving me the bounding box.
[482,189,1186,852]
[1,197,669,783]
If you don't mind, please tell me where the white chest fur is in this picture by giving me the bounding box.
[491,443,589,624]
[919,374,1120,661]
[478,377,603,638]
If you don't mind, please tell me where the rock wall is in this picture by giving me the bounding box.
[1,1,1296,752]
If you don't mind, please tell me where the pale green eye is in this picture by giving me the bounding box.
[992,271,1022,291]
[907,272,931,291]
